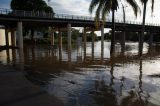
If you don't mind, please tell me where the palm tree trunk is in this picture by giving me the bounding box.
[139,2,147,56]
[110,2,115,54]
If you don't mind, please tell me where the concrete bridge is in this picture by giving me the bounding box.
[0,8,159,52]
[1,9,160,31]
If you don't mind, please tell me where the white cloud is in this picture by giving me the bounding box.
[47,0,160,24]
[114,0,160,24]
[48,0,91,16]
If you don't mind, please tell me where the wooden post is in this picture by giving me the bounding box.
[91,30,95,60]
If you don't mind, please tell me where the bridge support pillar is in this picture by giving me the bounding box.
[83,27,87,62]
[149,33,153,48]
[101,24,104,59]
[58,31,62,49]
[58,30,62,61]
[58,31,62,61]
[17,22,23,49]
[5,28,9,47]
[91,30,95,60]
[67,24,72,51]
[11,29,16,47]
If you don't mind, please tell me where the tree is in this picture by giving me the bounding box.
[10,0,54,44]
[11,0,54,13]
[89,0,139,54]
[139,0,154,56]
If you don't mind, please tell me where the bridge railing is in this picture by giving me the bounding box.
[0,8,159,26]
[0,8,95,21]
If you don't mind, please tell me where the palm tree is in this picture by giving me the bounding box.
[139,0,154,56]
[89,0,139,54]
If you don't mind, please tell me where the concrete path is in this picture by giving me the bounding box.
[0,65,65,106]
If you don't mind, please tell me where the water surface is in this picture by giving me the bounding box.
[0,41,160,106]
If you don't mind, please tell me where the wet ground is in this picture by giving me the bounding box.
[1,41,160,106]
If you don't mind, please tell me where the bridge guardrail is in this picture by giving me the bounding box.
[0,8,159,26]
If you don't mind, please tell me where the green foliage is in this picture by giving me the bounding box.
[24,38,50,44]
[43,32,49,38]
[10,0,54,42]
[104,31,158,42]
[86,32,98,41]
[104,33,111,40]
[11,0,54,13]
[105,31,138,41]
[71,28,81,40]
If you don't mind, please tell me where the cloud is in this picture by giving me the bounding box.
[48,0,160,24]
[48,0,91,16]
[114,0,160,24]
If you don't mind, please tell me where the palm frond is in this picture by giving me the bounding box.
[95,0,106,28]
[140,0,146,4]
[126,0,140,17]
[89,0,100,14]
[101,0,112,23]
[151,0,154,12]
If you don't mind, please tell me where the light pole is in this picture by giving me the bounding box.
[122,4,126,25]
[121,3,127,53]
[47,0,51,6]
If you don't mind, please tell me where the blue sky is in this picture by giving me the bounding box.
[0,0,11,9]
[0,0,160,24]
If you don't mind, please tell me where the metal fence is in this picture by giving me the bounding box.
[0,8,159,26]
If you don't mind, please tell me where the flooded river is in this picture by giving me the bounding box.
[1,41,160,106]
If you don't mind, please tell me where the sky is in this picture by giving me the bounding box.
[0,0,160,34]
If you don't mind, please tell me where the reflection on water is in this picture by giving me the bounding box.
[1,41,160,106]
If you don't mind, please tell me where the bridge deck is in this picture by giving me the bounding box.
[0,9,160,32]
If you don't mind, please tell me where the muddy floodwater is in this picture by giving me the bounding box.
[1,41,160,106]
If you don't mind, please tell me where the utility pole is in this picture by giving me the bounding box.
[121,4,127,53]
